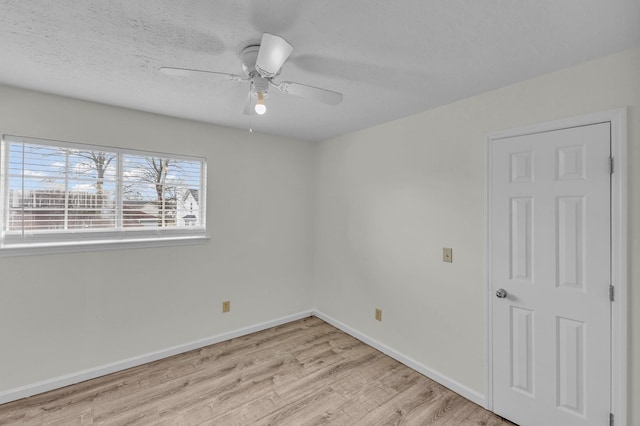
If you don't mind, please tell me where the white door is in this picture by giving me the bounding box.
[490,123,611,426]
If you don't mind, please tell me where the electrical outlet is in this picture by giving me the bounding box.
[222,300,230,313]
[443,247,453,263]
[375,308,382,321]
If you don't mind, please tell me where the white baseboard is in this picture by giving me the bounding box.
[312,310,487,407]
[1,309,486,409]
[0,310,313,405]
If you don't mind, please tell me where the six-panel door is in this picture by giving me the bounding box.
[491,123,611,426]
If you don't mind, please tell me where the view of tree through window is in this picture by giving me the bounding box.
[1,135,206,247]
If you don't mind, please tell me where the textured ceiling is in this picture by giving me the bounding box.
[1,1,639,141]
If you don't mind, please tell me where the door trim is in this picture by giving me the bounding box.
[485,108,627,425]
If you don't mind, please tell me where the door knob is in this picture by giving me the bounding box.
[496,289,508,298]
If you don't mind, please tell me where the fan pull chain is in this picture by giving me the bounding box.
[248,81,254,135]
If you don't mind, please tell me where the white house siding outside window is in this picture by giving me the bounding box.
[0,134,207,253]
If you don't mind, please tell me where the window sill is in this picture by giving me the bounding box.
[0,235,209,257]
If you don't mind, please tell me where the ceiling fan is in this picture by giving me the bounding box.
[160,33,343,116]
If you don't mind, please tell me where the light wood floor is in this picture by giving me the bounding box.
[0,316,515,425]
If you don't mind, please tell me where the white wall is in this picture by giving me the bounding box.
[313,47,640,422]
[0,84,315,392]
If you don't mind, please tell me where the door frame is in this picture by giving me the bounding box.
[485,108,627,425]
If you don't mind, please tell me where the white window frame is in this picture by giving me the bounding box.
[0,134,208,256]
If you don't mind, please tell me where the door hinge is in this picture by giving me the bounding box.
[609,412,614,426]
[609,157,614,174]
[609,285,615,302]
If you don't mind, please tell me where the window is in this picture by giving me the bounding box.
[1,134,207,253]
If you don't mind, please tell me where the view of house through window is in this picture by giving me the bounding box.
[1,135,206,249]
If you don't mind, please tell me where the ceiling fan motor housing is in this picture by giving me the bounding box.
[240,45,260,76]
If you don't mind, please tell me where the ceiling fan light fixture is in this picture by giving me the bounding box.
[255,92,266,115]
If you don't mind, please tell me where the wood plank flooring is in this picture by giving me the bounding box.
[0,316,515,425]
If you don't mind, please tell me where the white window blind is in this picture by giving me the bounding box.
[1,135,207,252]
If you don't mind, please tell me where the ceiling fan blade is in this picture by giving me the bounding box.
[159,67,245,82]
[273,81,343,105]
[255,33,293,78]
